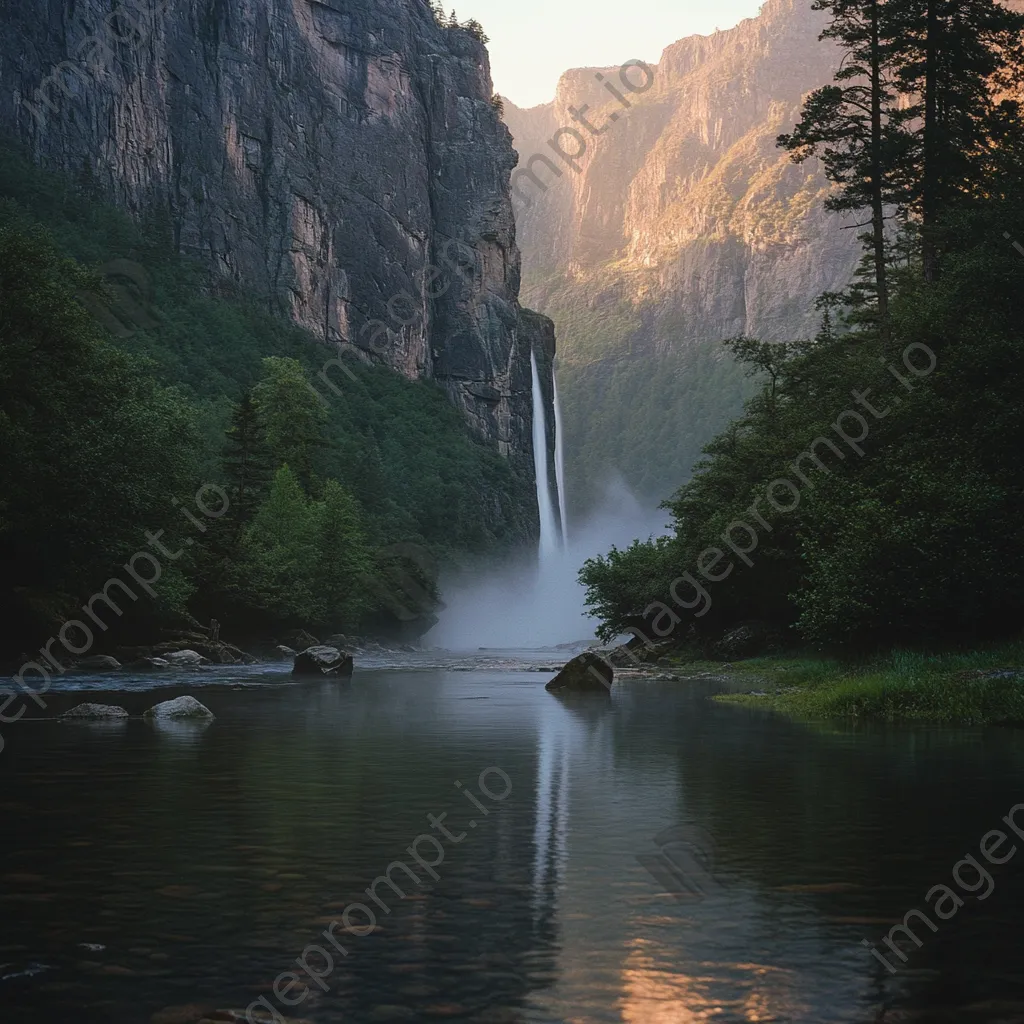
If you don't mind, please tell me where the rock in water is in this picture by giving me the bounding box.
[272,645,296,661]
[292,646,354,678]
[545,653,614,694]
[123,656,171,672]
[162,649,208,667]
[72,655,122,672]
[143,697,215,719]
[62,703,129,719]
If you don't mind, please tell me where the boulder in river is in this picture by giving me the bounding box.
[161,649,208,667]
[143,696,215,719]
[546,652,614,694]
[292,646,354,678]
[271,645,296,661]
[123,656,171,672]
[72,655,122,672]
[62,703,129,719]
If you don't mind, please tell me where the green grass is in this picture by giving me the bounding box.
[706,642,1024,725]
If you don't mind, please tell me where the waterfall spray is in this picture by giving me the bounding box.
[531,350,560,559]
[553,370,569,546]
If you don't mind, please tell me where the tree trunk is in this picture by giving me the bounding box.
[869,0,891,335]
[922,0,941,282]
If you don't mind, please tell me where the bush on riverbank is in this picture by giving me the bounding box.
[710,643,1024,726]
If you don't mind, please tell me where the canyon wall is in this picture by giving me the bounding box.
[504,0,863,509]
[0,0,555,501]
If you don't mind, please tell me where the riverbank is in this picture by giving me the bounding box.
[668,642,1024,726]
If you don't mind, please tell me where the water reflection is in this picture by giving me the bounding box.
[1,661,1022,1022]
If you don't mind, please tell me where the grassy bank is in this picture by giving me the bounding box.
[696,642,1024,725]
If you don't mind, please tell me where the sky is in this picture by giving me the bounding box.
[447,0,766,108]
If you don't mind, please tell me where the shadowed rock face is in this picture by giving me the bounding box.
[0,0,556,494]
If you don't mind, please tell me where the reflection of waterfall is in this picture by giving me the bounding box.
[553,370,569,546]
[532,714,571,924]
[531,350,560,558]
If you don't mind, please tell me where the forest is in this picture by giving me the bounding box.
[581,0,1024,654]
[0,150,535,653]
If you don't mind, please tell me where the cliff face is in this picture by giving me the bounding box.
[503,0,863,508]
[0,0,554,489]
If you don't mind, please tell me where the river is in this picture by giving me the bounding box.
[2,651,1023,1022]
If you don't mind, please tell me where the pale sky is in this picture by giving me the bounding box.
[447,0,766,108]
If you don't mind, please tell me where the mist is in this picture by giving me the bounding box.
[428,479,671,650]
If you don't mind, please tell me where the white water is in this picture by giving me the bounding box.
[553,369,569,546]
[428,479,670,649]
[531,350,560,559]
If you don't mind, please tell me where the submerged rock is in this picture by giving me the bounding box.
[72,655,122,672]
[62,703,128,719]
[546,653,614,694]
[292,646,354,678]
[143,696,215,720]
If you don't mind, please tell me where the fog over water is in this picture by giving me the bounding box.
[429,480,671,650]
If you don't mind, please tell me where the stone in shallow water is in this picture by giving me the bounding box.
[162,649,208,667]
[62,703,128,719]
[292,646,354,678]
[123,656,171,671]
[545,652,614,694]
[143,696,215,720]
[72,655,122,672]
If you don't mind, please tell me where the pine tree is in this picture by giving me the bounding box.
[888,0,1024,279]
[313,479,374,629]
[251,356,327,489]
[222,389,272,526]
[778,0,908,336]
[232,465,319,623]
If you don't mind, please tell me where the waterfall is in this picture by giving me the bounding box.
[553,370,569,546]
[531,350,560,558]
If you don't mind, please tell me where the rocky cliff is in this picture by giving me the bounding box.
[0,0,555,495]
[504,0,863,509]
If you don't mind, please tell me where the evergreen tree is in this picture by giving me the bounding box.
[313,479,374,629]
[778,0,908,335]
[222,389,272,525]
[251,356,327,489]
[462,18,489,43]
[231,465,319,623]
[888,0,1024,279]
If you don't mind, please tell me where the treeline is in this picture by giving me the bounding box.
[427,2,488,42]
[0,151,534,652]
[581,0,1024,652]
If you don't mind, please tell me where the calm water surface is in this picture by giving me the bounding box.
[2,651,1024,1022]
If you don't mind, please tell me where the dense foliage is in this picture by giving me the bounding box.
[0,151,533,650]
[582,0,1024,652]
